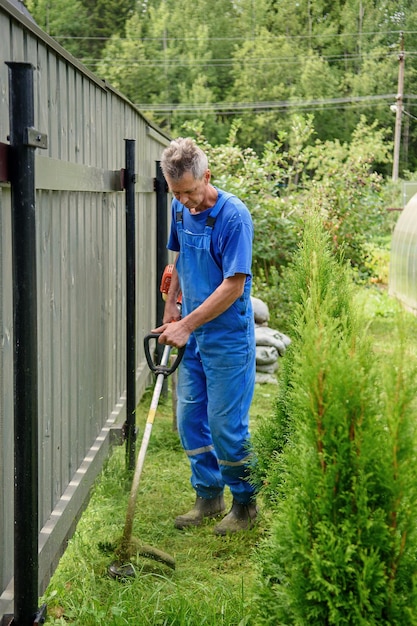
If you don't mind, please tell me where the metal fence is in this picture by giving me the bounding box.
[0,1,171,620]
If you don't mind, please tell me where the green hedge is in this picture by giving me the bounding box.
[252,214,417,625]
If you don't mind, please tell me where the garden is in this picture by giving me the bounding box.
[40,118,417,624]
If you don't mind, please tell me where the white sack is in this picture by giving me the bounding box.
[255,326,289,356]
[256,361,279,374]
[256,372,278,385]
[251,296,269,324]
[256,345,279,365]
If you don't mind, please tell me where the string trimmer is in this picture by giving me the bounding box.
[108,333,184,579]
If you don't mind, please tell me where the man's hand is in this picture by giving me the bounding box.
[162,300,181,325]
[151,320,191,348]
[153,273,247,349]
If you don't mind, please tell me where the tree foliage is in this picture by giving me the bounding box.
[181,116,397,329]
[25,0,417,173]
[27,0,135,59]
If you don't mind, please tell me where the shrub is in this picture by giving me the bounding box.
[182,117,400,320]
[252,214,417,625]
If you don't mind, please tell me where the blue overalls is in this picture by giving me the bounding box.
[175,193,256,504]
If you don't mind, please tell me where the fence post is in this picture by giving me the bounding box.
[154,162,169,327]
[6,61,47,625]
[124,139,137,471]
[154,162,169,399]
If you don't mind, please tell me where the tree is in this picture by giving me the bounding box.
[26,0,417,173]
[252,215,417,625]
[97,13,166,106]
[26,0,90,58]
[227,30,304,149]
[80,0,136,60]
[27,0,136,62]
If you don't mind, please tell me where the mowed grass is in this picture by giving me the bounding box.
[41,374,277,625]
[40,285,417,625]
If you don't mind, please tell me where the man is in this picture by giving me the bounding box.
[152,137,257,535]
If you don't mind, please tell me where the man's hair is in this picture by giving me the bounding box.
[160,137,208,181]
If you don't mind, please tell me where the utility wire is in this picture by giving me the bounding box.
[84,50,404,68]
[51,29,412,42]
[135,94,397,114]
[202,102,401,117]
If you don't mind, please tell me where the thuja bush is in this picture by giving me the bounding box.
[252,214,417,625]
[251,214,354,495]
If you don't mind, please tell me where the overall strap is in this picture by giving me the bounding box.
[206,192,233,228]
[175,191,234,226]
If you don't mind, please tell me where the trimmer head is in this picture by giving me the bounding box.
[107,540,176,580]
[108,561,136,579]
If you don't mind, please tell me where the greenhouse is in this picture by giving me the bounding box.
[389,191,417,314]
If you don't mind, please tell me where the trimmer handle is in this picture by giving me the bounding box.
[144,333,185,377]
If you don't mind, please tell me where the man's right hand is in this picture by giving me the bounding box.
[151,319,191,349]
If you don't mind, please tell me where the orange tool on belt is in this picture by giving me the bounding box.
[160,264,182,304]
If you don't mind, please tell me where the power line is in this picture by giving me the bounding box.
[210,101,401,117]
[82,50,405,70]
[51,29,411,42]
[135,94,397,114]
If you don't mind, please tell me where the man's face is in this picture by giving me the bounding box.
[165,170,210,214]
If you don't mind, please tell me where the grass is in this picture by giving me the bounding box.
[39,285,417,625]
[40,372,277,625]
[354,284,417,358]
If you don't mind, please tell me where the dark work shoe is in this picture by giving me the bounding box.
[174,495,226,529]
[213,499,258,535]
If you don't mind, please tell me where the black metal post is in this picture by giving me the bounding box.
[155,162,169,327]
[6,62,43,626]
[125,140,136,470]
[154,162,169,396]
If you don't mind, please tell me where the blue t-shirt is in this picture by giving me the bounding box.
[167,188,253,279]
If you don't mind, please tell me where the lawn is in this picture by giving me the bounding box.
[40,285,417,625]
[40,373,276,625]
